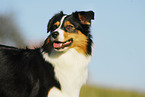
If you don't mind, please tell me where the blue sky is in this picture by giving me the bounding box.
[1,0,145,91]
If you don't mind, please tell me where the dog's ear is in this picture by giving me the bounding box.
[73,11,94,25]
[47,11,64,33]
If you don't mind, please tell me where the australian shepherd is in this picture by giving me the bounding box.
[0,11,94,97]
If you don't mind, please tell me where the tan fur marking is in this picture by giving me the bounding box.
[64,21,75,30]
[46,35,51,44]
[54,21,60,27]
[64,21,73,26]
[78,14,91,25]
[64,31,88,54]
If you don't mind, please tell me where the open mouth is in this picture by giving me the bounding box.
[53,39,73,49]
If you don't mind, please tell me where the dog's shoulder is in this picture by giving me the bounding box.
[0,44,42,72]
[0,44,60,97]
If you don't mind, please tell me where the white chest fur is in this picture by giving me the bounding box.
[42,48,91,97]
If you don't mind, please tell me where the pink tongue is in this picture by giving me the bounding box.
[53,43,63,48]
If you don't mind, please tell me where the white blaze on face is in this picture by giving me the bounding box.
[52,15,67,42]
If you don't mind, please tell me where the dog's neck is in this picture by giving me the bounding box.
[42,48,91,97]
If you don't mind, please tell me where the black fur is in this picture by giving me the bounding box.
[47,11,64,33]
[0,45,60,97]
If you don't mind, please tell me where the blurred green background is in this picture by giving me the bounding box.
[80,85,145,97]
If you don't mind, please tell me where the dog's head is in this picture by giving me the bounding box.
[44,11,94,55]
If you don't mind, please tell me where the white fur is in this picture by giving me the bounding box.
[52,15,67,42]
[56,29,65,42]
[42,48,91,97]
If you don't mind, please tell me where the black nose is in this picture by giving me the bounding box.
[52,31,59,38]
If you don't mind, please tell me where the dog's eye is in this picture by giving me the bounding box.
[65,25,74,31]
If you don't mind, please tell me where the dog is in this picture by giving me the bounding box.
[0,11,94,97]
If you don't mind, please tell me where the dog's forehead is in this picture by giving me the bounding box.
[57,14,74,22]
[50,13,79,30]
[62,16,79,28]
[52,15,74,27]
[64,15,76,22]
[60,15,68,23]
[51,15,65,25]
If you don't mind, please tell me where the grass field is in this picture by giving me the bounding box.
[80,85,145,97]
